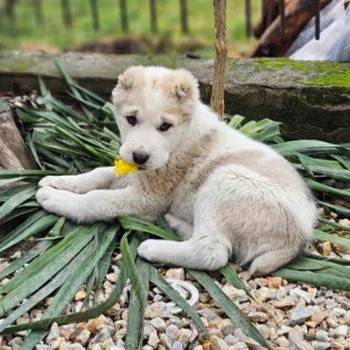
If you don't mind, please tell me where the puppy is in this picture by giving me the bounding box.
[36,66,317,276]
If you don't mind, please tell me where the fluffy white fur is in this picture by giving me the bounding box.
[36,66,317,276]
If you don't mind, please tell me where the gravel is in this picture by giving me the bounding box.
[0,246,349,350]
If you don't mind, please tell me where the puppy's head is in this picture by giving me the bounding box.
[112,66,199,170]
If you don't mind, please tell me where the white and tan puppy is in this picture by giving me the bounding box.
[36,66,317,276]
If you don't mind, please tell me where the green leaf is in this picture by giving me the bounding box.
[120,233,144,308]
[126,259,151,350]
[227,114,245,128]
[119,216,179,241]
[220,264,252,298]
[0,225,95,296]
[0,226,98,317]
[20,225,117,350]
[0,240,53,280]
[304,253,350,266]
[273,140,344,156]
[0,170,65,179]
[48,217,66,237]
[0,185,37,221]
[0,207,38,226]
[0,184,34,202]
[318,218,350,232]
[274,268,350,291]
[0,211,57,254]
[190,270,272,349]
[0,235,100,333]
[319,201,350,216]
[314,229,350,248]
[306,178,350,200]
[284,256,350,278]
[95,240,115,288]
[1,261,128,335]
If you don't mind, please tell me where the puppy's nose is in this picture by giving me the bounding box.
[132,151,150,165]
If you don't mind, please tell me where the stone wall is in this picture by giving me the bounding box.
[0,51,349,141]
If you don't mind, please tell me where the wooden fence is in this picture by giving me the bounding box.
[1,0,324,41]
[1,0,191,35]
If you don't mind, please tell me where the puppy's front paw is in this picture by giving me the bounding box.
[39,176,80,193]
[36,187,83,221]
[137,239,160,263]
[36,187,67,215]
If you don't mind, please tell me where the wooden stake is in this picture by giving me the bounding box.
[61,0,72,28]
[179,0,189,34]
[5,0,16,34]
[32,0,44,25]
[119,0,129,33]
[90,0,100,31]
[245,0,252,37]
[210,0,227,117]
[149,0,158,33]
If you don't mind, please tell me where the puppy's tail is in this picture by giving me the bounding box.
[248,246,300,277]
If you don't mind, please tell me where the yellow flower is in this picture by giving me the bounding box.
[114,157,138,176]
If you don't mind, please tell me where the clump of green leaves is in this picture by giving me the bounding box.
[0,61,349,350]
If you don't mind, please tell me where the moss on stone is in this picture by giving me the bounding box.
[305,68,350,87]
[254,57,308,71]
[254,58,350,87]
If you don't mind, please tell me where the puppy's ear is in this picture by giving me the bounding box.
[112,66,144,105]
[169,69,199,102]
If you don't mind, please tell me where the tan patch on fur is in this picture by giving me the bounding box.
[161,69,199,116]
[188,150,307,193]
[137,130,217,196]
[163,103,191,123]
[112,66,145,107]
[113,67,198,118]
[187,150,263,192]
[161,69,199,100]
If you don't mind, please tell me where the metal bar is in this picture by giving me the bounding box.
[179,0,189,34]
[261,0,266,28]
[315,0,320,40]
[245,0,252,38]
[266,0,275,27]
[90,0,99,31]
[61,0,72,28]
[32,0,44,25]
[278,0,285,37]
[149,0,158,33]
[119,0,129,33]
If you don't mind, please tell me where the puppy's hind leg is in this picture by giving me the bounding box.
[137,230,230,270]
[248,247,299,277]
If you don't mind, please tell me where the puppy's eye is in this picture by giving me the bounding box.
[158,122,173,132]
[126,115,137,126]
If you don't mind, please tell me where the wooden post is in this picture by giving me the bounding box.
[210,0,227,117]
[149,0,158,33]
[90,0,100,31]
[119,0,129,33]
[179,0,189,34]
[61,0,72,28]
[32,0,44,25]
[5,0,16,34]
[245,0,252,37]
